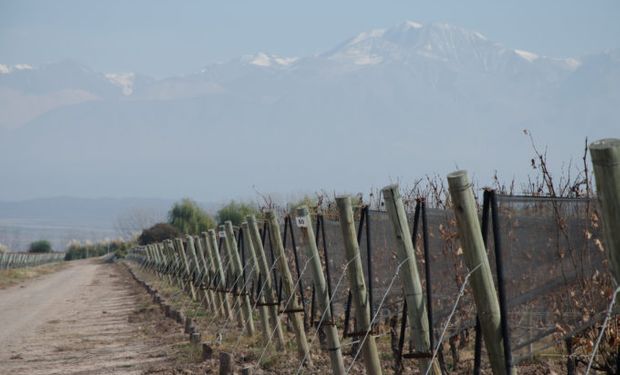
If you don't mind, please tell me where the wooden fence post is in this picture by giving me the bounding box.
[265,210,311,364]
[158,242,173,283]
[241,221,272,343]
[336,196,383,375]
[206,230,234,320]
[296,205,346,375]
[220,225,246,329]
[382,184,442,375]
[590,138,620,283]
[174,238,197,301]
[447,170,513,375]
[246,215,286,350]
[195,235,218,315]
[224,221,256,336]
[187,235,214,312]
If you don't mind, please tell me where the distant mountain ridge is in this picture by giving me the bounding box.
[0,20,616,128]
[0,19,618,203]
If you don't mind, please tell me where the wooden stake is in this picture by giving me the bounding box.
[246,215,286,350]
[336,196,382,375]
[224,221,256,336]
[382,184,441,375]
[297,205,346,375]
[242,221,272,344]
[187,235,214,311]
[206,230,234,320]
[265,210,311,364]
[447,170,513,375]
[590,138,620,283]
[195,235,218,315]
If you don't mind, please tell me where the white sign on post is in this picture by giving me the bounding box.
[295,216,308,228]
[218,231,226,238]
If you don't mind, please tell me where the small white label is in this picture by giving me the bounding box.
[218,231,226,238]
[296,216,308,228]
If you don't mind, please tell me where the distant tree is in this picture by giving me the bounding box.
[0,243,7,253]
[138,223,181,245]
[168,198,215,234]
[29,240,52,253]
[216,200,259,226]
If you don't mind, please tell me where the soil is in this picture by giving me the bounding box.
[0,259,199,375]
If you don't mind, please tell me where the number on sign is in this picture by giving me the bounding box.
[296,216,308,228]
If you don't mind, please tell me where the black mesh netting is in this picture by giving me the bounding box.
[233,196,611,369]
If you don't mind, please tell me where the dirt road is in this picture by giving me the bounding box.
[0,259,189,375]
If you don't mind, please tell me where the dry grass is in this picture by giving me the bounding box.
[0,262,68,289]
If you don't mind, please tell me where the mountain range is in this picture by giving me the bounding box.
[1,20,619,204]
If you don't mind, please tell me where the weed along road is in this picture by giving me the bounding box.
[0,259,190,375]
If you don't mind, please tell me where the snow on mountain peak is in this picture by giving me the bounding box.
[0,63,34,74]
[244,52,298,67]
[514,49,539,62]
[105,72,135,95]
[403,20,423,29]
[349,29,386,45]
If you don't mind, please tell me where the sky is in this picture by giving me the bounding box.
[1,0,619,77]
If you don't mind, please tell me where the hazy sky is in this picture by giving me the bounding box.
[1,0,619,77]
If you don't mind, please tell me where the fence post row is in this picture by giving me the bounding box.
[382,184,442,375]
[265,210,312,364]
[296,205,347,375]
[119,138,620,375]
[336,195,383,375]
[0,252,64,269]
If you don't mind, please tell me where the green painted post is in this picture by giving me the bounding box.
[382,184,442,374]
[335,196,382,375]
[590,139,620,283]
[447,170,512,375]
[265,210,311,364]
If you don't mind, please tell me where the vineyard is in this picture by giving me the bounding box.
[0,252,65,269]
[124,139,620,375]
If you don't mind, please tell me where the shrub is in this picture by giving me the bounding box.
[168,198,215,234]
[138,223,181,245]
[29,240,52,253]
[216,200,259,226]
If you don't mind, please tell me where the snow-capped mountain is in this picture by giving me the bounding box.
[0,20,618,201]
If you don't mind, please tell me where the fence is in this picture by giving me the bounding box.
[123,139,620,375]
[126,183,617,374]
[0,252,65,269]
